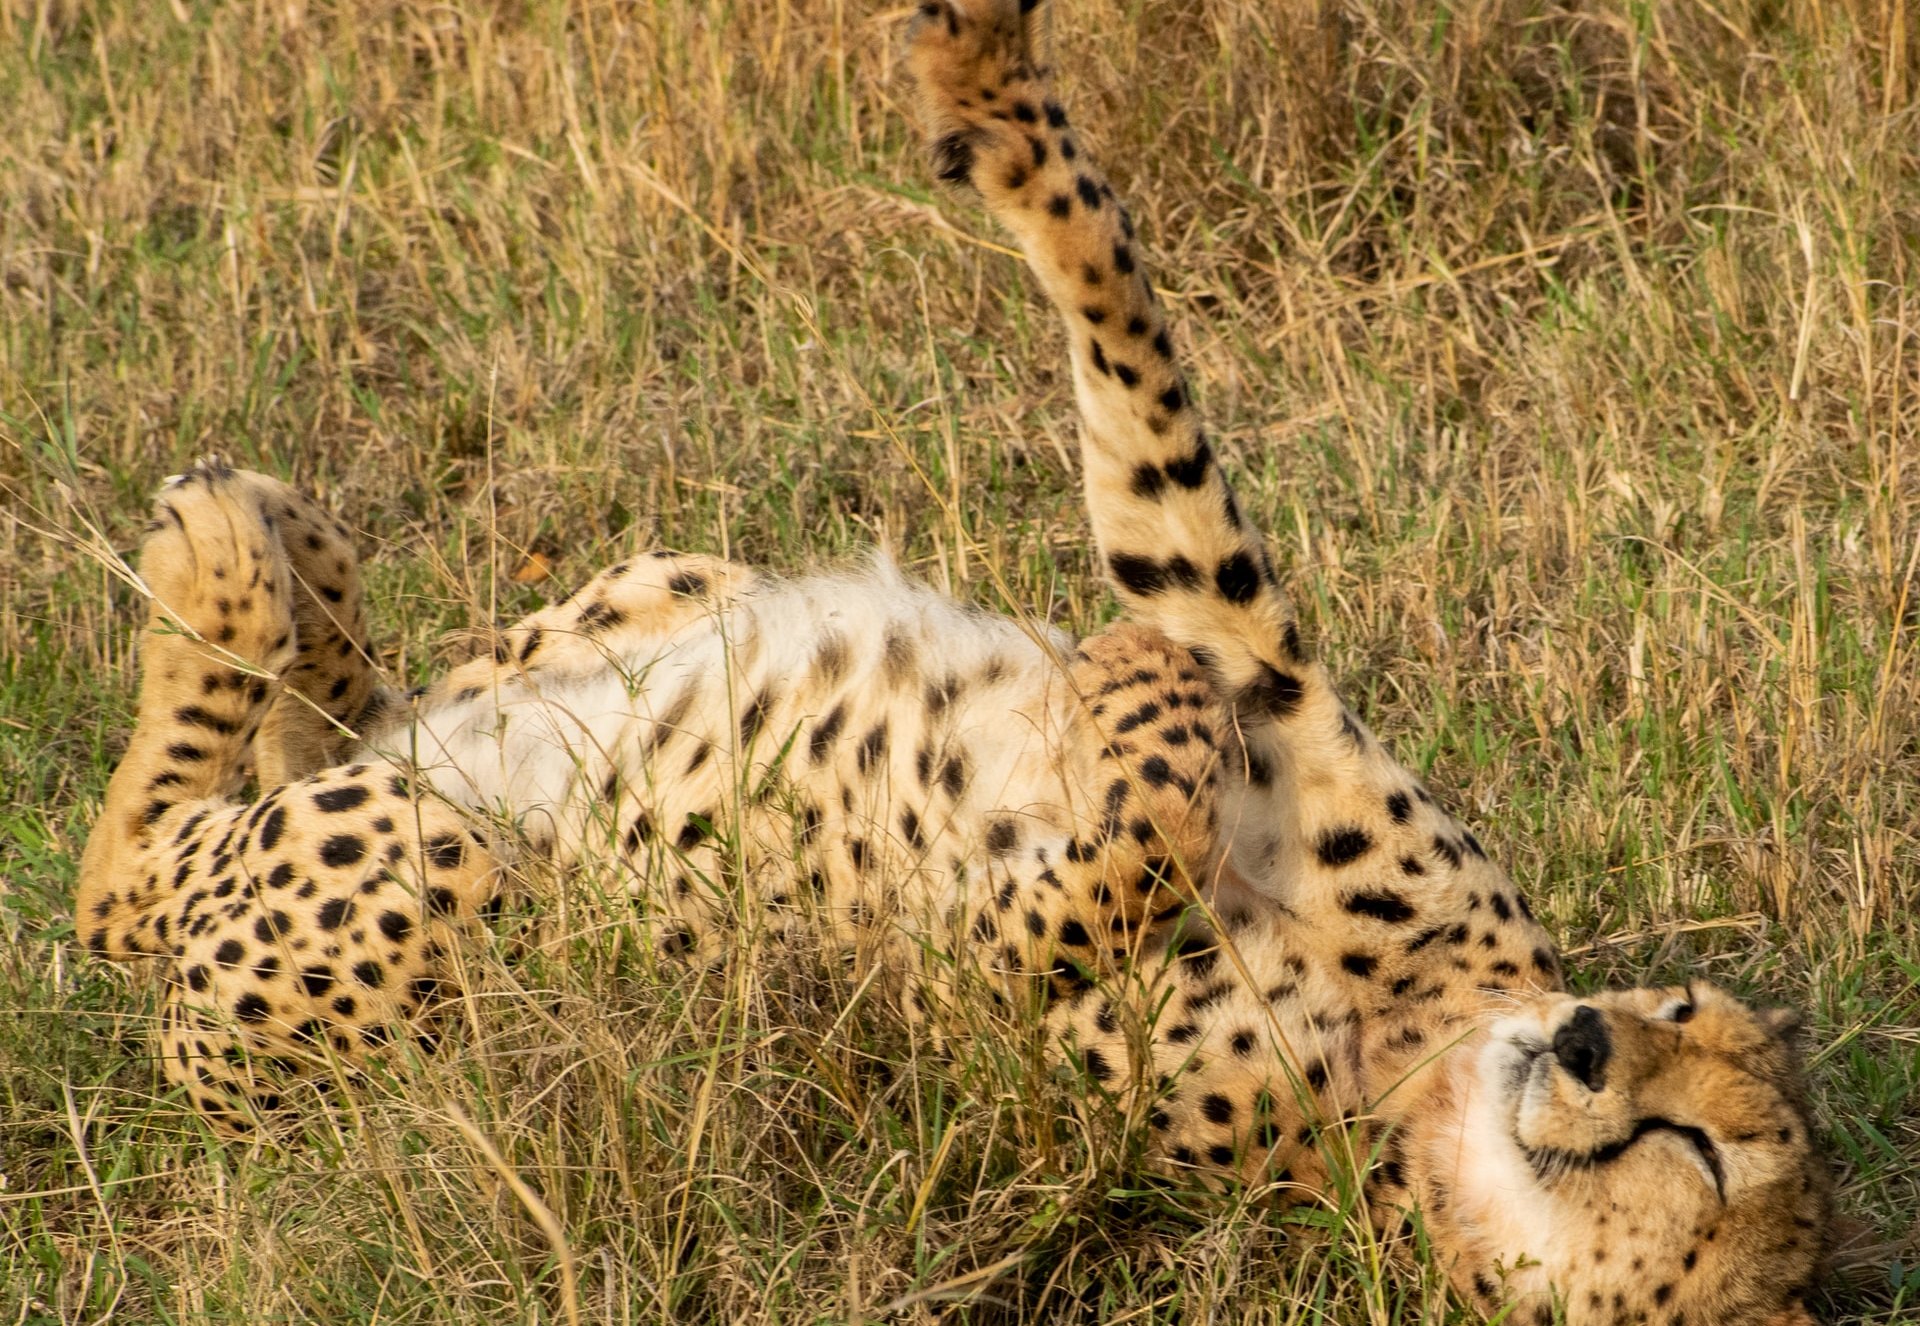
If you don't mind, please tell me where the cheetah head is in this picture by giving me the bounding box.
[1437,983,1830,1325]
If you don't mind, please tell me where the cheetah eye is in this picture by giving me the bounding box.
[1656,997,1695,1023]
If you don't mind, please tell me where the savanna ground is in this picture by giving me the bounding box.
[1,0,1917,1321]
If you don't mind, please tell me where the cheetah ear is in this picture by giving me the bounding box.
[1757,1005,1806,1040]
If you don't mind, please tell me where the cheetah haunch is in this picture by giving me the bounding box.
[73,2,1830,1321]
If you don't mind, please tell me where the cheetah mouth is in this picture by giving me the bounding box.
[1496,1043,1728,1204]
[1515,1115,1726,1204]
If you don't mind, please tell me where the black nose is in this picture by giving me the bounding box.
[1552,1005,1612,1092]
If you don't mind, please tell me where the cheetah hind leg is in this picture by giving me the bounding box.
[77,458,305,959]
[233,468,384,785]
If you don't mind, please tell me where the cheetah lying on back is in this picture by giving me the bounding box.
[75,2,1830,1321]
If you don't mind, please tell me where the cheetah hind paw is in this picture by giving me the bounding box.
[139,459,298,678]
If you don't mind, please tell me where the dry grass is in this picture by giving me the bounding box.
[2,0,1917,1321]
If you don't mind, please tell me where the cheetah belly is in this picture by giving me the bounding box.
[373,572,1086,940]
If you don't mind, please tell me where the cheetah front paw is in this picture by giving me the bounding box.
[906,0,1052,181]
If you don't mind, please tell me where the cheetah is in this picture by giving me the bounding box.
[71,2,1831,1321]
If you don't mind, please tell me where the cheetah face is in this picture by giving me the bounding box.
[1462,984,1830,1324]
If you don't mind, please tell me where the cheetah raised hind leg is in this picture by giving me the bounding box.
[76,458,306,960]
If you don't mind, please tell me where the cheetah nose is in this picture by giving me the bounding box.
[1551,1005,1611,1092]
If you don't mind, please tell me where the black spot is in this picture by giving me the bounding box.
[1244,665,1304,717]
[377,910,413,942]
[939,755,967,797]
[351,960,384,987]
[1386,791,1411,823]
[258,805,287,851]
[316,897,354,930]
[1074,175,1101,208]
[1214,552,1261,604]
[1043,100,1066,127]
[1304,1059,1330,1091]
[1343,891,1415,923]
[1047,193,1072,218]
[299,966,335,996]
[857,722,889,775]
[1164,437,1211,488]
[1201,1093,1235,1124]
[1012,100,1038,123]
[1175,943,1217,977]
[1340,952,1378,978]
[173,705,237,735]
[1130,462,1165,499]
[1109,552,1171,596]
[234,992,270,1023]
[214,939,245,967]
[313,784,370,813]
[932,132,974,185]
[1083,1046,1113,1081]
[676,816,709,851]
[1112,243,1134,274]
[1316,826,1374,867]
[1158,382,1185,413]
[1113,362,1139,387]
[986,819,1019,857]
[575,599,625,634]
[1491,893,1514,921]
[738,691,773,749]
[1058,919,1090,947]
[319,834,366,868]
[1405,926,1445,953]
[424,834,465,870]
[253,911,291,943]
[809,703,847,763]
